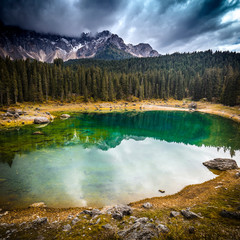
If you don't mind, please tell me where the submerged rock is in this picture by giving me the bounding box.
[203,158,238,171]
[32,131,44,135]
[34,117,50,124]
[60,114,70,119]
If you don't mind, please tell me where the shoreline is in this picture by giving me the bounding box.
[0,99,240,129]
[0,169,239,239]
[0,101,239,238]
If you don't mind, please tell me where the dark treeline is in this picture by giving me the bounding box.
[0,50,240,106]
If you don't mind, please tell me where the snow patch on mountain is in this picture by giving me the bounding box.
[0,24,159,62]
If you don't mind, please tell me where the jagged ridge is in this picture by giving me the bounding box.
[0,24,159,62]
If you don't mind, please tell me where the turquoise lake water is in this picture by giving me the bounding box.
[0,111,239,209]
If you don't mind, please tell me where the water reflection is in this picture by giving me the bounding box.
[0,138,239,209]
[0,111,239,166]
[0,111,239,208]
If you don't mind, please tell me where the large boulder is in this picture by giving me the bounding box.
[104,204,132,216]
[181,209,202,219]
[34,117,50,124]
[203,158,238,171]
[118,222,160,240]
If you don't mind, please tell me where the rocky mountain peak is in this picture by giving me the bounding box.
[0,24,159,62]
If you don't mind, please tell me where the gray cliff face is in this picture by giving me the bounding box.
[0,25,159,62]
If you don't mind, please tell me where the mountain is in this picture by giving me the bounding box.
[0,23,159,62]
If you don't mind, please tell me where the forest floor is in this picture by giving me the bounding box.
[0,98,240,128]
[0,169,239,239]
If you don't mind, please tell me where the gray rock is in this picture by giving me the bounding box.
[68,215,74,220]
[71,217,80,225]
[5,112,13,117]
[14,113,19,118]
[95,218,101,225]
[181,209,201,219]
[118,222,159,240]
[189,226,195,234]
[235,171,240,178]
[135,217,149,224]
[170,211,180,218]
[34,117,50,124]
[72,218,80,225]
[102,224,113,230]
[29,202,47,208]
[157,224,169,233]
[203,158,238,171]
[79,208,101,217]
[112,212,123,220]
[219,210,240,220]
[129,216,137,221]
[60,114,70,119]
[32,217,48,225]
[188,102,197,109]
[0,211,8,218]
[63,224,71,231]
[113,204,132,216]
[142,202,153,209]
[7,108,16,114]
[45,112,51,115]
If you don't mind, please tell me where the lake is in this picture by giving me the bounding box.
[0,111,239,209]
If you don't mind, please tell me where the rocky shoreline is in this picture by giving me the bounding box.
[0,100,240,129]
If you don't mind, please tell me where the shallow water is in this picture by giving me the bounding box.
[0,111,239,209]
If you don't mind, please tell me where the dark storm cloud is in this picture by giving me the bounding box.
[73,0,127,31]
[0,0,239,53]
[163,0,240,43]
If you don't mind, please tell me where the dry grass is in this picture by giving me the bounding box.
[0,99,239,129]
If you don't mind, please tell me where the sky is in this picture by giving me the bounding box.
[0,0,240,54]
